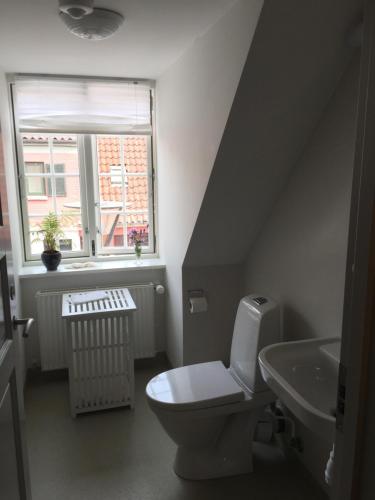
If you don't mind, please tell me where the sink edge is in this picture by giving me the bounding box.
[258,336,339,442]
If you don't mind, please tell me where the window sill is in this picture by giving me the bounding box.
[18,258,166,280]
[27,195,48,201]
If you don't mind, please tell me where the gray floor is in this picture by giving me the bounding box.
[25,359,327,500]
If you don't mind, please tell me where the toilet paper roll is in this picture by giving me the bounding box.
[189,297,208,314]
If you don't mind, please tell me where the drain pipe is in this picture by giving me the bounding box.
[270,403,303,451]
[264,403,335,485]
[325,445,335,486]
[271,412,303,451]
[256,403,303,452]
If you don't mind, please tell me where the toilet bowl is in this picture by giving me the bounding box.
[146,294,280,480]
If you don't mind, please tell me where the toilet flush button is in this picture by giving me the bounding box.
[253,297,268,306]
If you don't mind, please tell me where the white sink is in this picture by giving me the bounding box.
[258,337,340,442]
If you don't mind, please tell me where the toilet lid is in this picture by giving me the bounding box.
[146,361,244,411]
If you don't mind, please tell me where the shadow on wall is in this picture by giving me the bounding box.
[182,264,244,366]
[283,306,317,342]
[185,0,360,268]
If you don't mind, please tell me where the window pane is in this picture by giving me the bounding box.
[29,216,45,254]
[53,176,80,211]
[59,212,84,252]
[22,133,86,257]
[27,186,54,214]
[127,213,149,247]
[126,176,149,212]
[28,213,84,255]
[46,164,66,196]
[22,135,50,166]
[95,134,153,254]
[98,176,123,209]
[26,176,46,196]
[27,176,81,216]
[52,135,79,174]
[124,136,148,174]
[97,136,121,174]
[100,213,124,248]
[25,161,49,174]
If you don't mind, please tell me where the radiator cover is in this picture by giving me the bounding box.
[36,283,156,371]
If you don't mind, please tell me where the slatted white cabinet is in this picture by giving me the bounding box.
[62,288,137,417]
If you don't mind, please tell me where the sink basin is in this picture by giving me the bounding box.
[258,337,340,442]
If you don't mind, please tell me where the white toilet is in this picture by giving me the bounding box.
[146,294,280,480]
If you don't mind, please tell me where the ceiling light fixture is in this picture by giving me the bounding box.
[59,0,93,19]
[58,0,124,40]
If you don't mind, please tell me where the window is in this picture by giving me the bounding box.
[12,76,155,261]
[95,135,151,252]
[25,162,66,197]
[25,162,47,196]
[109,165,123,185]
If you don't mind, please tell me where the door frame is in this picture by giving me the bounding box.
[0,252,31,500]
[332,0,375,498]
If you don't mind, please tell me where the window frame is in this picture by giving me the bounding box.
[16,134,91,262]
[15,133,156,262]
[90,134,155,256]
[10,76,157,264]
[47,163,66,197]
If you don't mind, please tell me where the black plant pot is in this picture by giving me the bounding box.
[41,251,62,271]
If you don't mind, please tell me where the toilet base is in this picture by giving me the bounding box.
[173,409,262,480]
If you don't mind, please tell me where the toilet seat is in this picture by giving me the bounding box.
[146,361,245,411]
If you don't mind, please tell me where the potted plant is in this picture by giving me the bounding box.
[130,229,145,264]
[38,212,64,271]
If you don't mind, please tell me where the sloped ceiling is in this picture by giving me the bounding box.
[184,0,361,267]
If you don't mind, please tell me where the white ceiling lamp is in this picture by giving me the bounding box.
[59,0,94,19]
[58,0,124,40]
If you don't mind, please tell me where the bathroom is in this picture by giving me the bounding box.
[0,0,374,499]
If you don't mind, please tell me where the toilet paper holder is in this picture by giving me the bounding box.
[188,289,205,299]
[188,289,208,314]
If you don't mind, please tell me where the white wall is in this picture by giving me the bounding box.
[156,0,263,366]
[185,0,360,268]
[180,0,359,373]
[245,56,359,342]
[183,264,243,365]
[244,55,359,489]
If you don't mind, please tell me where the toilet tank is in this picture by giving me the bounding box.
[229,294,280,393]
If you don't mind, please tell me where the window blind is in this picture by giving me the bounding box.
[14,76,152,134]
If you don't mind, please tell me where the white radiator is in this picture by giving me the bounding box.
[36,283,156,371]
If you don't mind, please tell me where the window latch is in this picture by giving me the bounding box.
[91,240,96,256]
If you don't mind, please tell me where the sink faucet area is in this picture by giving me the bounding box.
[258,337,340,442]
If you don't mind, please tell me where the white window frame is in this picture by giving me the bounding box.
[10,76,157,264]
[90,134,155,256]
[16,134,90,262]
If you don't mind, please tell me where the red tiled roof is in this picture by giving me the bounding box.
[22,135,76,145]
[97,136,148,174]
